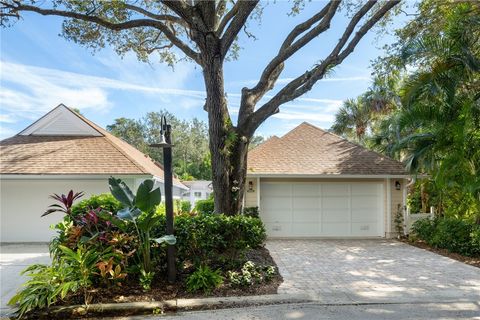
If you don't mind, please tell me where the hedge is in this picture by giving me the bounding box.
[152,213,267,268]
[412,217,480,256]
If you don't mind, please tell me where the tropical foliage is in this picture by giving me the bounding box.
[9,185,269,318]
[331,1,480,224]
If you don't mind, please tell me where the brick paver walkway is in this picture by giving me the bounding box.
[267,239,480,304]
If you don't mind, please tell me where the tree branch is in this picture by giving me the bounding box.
[237,1,339,128]
[248,0,401,133]
[123,3,187,27]
[2,1,201,64]
[220,0,259,58]
[216,0,241,36]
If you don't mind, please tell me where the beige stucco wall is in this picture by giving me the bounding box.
[388,178,406,237]
[0,178,134,242]
[244,177,407,238]
[244,178,259,208]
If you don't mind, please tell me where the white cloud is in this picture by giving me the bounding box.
[0,60,206,122]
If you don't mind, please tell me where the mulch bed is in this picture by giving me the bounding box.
[401,239,480,268]
[56,246,282,307]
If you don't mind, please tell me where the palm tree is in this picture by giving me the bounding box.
[330,97,372,142]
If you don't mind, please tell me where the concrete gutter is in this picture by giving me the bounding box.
[5,293,313,319]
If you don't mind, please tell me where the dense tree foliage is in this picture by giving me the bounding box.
[331,1,480,222]
[107,111,211,180]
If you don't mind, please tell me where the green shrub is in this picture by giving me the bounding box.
[186,265,223,293]
[243,206,259,218]
[152,214,266,268]
[430,218,473,255]
[178,200,191,214]
[194,199,214,215]
[412,218,436,240]
[71,193,122,216]
[412,217,480,256]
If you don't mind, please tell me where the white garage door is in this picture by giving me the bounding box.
[260,182,384,237]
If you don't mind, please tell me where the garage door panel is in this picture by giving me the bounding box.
[322,196,349,209]
[261,208,292,222]
[293,197,319,209]
[351,184,379,195]
[293,184,319,196]
[322,223,350,236]
[351,195,380,208]
[293,209,320,223]
[351,222,379,236]
[322,184,349,196]
[262,184,291,196]
[262,197,291,210]
[351,208,379,222]
[263,222,292,237]
[292,223,321,236]
[323,209,350,222]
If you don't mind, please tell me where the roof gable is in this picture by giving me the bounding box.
[247,122,407,176]
[19,104,101,136]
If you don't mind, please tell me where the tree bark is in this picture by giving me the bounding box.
[200,36,252,214]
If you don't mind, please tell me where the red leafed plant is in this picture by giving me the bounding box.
[42,190,84,217]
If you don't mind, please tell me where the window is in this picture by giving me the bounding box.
[194,192,202,198]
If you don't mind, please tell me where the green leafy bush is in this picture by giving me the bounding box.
[194,198,214,215]
[412,218,480,256]
[186,265,223,293]
[152,214,266,268]
[176,200,191,214]
[243,206,259,218]
[71,193,122,216]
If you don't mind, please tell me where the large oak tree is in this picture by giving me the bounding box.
[1,0,400,214]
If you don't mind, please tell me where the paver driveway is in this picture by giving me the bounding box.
[266,239,480,304]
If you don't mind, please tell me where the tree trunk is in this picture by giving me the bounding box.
[201,45,250,215]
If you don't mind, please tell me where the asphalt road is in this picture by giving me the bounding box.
[111,301,480,320]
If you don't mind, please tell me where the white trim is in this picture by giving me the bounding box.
[257,177,261,211]
[247,174,409,179]
[386,178,392,234]
[0,174,188,190]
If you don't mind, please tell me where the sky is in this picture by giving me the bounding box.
[0,1,411,140]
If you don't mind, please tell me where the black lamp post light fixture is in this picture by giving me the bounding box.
[149,115,176,283]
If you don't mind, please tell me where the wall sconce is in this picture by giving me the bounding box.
[247,180,255,192]
[395,180,401,190]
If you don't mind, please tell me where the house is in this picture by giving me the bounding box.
[0,104,188,242]
[244,122,408,238]
[180,180,213,207]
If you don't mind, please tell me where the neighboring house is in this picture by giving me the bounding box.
[181,180,213,208]
[0,104,188,242]
[244,122,408,239]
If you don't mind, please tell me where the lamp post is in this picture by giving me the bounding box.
[150,116,176,283]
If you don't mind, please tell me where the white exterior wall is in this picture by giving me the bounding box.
[0,178,125,242]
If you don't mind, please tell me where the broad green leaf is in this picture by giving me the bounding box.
[153,235,176,245]
[135,179,161,212]
[108,177,134,207]
[117,207,141,220]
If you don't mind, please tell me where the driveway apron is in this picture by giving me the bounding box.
[266,239,480,304]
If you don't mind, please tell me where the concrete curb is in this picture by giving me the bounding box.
[7,293,313,319]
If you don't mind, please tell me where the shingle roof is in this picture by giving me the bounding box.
[0,105,187,189]
[247,122,407,176]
